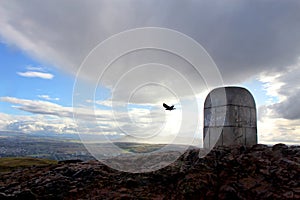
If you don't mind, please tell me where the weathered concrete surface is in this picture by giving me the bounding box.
[204,87,257,148]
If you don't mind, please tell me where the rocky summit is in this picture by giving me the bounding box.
[0,143,299,199]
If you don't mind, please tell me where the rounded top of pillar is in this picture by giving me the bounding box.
[204,86,256,108]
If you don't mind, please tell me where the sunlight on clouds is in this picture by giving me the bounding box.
[0,112,77,134]
[162,109,182,136]
[128,108,153,127]
[0,96,178,139]
[259,73,285,102]
[257,61,300,145]
[258,116,300,145]
[0,95,200,145]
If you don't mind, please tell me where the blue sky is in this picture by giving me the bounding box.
[0,41,271,112]
[0,1,299,145]
[0,43,74,110]
[0,40,276,114]
[0,40,279,144]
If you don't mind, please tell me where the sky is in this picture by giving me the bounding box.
[0,0,300,146]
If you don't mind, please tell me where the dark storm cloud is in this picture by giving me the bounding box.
[1,0,300,83]
[265,64,300,120]
[152,0,300,82]
[273,93,300,120]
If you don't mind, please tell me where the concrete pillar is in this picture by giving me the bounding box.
[203,86,257,149]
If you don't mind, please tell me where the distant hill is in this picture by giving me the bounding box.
[0,157,57,173]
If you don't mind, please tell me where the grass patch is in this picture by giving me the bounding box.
[0,157,57,172]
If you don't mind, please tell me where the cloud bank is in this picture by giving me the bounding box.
[0,96,201,145]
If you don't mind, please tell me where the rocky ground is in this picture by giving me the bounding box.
[0,143,299,199]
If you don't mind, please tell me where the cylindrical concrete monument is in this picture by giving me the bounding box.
[203,86,257,149]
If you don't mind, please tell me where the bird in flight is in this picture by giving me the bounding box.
[163,103,176,111]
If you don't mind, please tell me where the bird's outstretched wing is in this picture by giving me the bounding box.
[163,103,171,109]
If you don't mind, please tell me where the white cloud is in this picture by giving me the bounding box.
[0,96,106,122]
[26,66,45,72]
[0,112,77,134]
[38,95,59,101]
[258,115,300,145]
[0,96,198,145]
[17,71,54,79]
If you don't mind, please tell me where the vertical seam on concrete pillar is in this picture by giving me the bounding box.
[209,128,210,149]
[221,129,223,146]
[244,127,246,145]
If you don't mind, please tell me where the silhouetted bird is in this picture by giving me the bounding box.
[163,103,176,111]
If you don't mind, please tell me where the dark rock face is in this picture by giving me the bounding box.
[57,159,83,164]
[0,143,299,199]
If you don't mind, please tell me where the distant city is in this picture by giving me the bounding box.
[0,131,94,161]
[0,131,188,161]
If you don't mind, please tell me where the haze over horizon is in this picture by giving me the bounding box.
[0,0,300,146]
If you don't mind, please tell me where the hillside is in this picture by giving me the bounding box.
[0,143,299,199]
[0,157,57,173]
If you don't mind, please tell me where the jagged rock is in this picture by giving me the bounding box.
[0,192,12,200]
[58,159,83,164]
[251,144,268,151]
[14,189,36,200]
[0,143,298,199]
[272,143,288,152]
